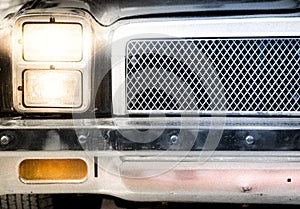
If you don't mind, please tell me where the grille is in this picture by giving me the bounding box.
[126,38,300,114]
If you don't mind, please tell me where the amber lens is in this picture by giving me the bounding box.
[19,159,87,181]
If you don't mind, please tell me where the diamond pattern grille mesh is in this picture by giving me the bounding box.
[126,39,300,114]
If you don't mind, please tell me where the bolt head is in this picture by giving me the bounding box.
[78,135,88,143]
[0,135,11,146]
[245,135,255,145]
[170,135,179,144]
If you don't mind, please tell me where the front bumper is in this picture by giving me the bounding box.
[1,117,300,204]
[2,150,300,204]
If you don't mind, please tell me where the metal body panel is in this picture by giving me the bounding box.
[28,0,300,26]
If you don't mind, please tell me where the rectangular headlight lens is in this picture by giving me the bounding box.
[23,23,82,62]
[23,70,82,108]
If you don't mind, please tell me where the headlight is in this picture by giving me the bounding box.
[23,23,83,62]
[23,70,82,108]
[12,15,92,113]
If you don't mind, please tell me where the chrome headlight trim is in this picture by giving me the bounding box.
[12,14,92,113]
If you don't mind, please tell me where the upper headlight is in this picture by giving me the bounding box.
[12,15,92,113]
[23,23,83,62]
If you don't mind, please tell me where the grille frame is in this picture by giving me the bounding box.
[111,17,300,116]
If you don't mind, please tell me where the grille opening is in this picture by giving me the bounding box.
[128,88,179,110]
[127,52,214,111]
[126,38,300,114]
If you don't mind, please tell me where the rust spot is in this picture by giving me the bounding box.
[241,186,252,193]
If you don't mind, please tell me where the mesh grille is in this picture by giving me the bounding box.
[126,38,300,114]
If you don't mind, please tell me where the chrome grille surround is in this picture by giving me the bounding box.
[111,18,300,115]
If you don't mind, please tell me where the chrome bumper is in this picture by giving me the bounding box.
[1,150,300,204]
[1,117,300,204]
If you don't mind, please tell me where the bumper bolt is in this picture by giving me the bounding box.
[170,135,179,144]
[245,135,255,145]
[0,135,11,146]
[78,135,88,144]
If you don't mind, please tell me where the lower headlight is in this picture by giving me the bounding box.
[23,70,82,108]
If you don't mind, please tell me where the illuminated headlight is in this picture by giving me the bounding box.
[13,15,92,113]
[23,23,83,62]
[24,70,82,108]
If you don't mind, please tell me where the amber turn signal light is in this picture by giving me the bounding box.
[19,159,87,182]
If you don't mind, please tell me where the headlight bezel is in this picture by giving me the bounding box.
[12,14,92,113]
